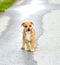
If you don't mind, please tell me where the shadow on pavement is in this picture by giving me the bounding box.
[20,50,37,65]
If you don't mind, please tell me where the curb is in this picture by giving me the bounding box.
[13,0,25,6]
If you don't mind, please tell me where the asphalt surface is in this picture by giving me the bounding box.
[0,0,60,65]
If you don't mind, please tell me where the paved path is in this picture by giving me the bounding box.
[0,0,60,65]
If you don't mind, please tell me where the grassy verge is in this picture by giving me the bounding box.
[0,0,16,12]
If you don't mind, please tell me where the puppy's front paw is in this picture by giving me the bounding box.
[21,47,25,50]
[31,49,35,52]
[27,50,31,52]
[26,49,31,52]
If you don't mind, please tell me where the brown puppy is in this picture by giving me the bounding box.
[21,21,35,51]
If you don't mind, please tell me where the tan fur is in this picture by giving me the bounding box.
[21,21,35,52]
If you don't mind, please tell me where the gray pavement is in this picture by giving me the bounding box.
[0,0,60,65]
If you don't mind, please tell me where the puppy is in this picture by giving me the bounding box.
[21,21,35,51]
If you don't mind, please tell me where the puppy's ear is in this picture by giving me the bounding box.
[30,22,34,25]
[21,22,25,26]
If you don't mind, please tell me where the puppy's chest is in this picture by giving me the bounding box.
[25,32,31,41]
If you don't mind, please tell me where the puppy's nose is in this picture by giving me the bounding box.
[27,28,30,31]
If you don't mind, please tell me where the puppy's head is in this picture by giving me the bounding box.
[22,21,33,32]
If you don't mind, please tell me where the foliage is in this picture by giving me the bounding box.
[0,0,16,12]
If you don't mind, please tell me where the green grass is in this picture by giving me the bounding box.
[0,0,16,12]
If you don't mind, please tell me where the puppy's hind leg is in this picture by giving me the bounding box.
[26,42,31,52]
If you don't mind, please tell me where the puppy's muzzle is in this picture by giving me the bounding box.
[27,28,30,31]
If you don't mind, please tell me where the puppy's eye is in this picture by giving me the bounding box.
[25,26,27,27]
[29,25,31,27]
